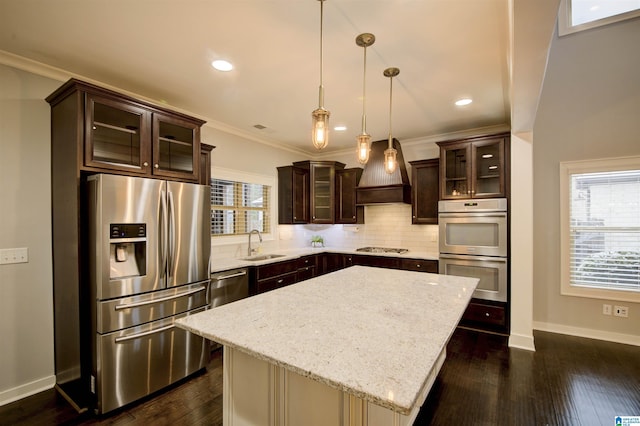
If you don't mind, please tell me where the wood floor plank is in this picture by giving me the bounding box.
[1,329,638,426]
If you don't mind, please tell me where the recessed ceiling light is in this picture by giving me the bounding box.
[212,60,233,72]
[455,98,473,106]
[334,126,347,131]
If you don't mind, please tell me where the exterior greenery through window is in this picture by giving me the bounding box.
[210,178,270,236]
[564,162,640,297]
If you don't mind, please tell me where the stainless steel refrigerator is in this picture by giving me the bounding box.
[86,174,211,413]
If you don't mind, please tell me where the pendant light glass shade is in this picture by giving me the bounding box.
[355,33,375,164]
[312,107,329,150]
[383,67,399,174]
[312,0,330,150]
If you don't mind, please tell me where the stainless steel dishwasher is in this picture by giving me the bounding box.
[210,268,249,308]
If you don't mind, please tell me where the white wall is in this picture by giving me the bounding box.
[0,65,59,403]
[532,18,640,343]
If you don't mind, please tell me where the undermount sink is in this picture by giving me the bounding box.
[242,254,286,261]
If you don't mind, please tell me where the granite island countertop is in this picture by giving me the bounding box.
[176,266,478,415]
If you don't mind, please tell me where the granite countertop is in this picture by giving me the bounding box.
[176,266,477,414]
[210,246,440,273]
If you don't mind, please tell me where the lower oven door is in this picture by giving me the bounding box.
[439,254,507,302]
[95,306,207,414]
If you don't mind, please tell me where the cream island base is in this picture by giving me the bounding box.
[176,266,478,426]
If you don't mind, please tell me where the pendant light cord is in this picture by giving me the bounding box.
[361,45,367,132]
[318,0,325,108]
[388,75,393,149]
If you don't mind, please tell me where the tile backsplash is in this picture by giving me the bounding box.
[211,204,438,258]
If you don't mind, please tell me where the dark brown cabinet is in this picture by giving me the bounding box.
[199,144,214,185]
[251,259,299,295]
[335,168,364,224]
[437,133,509,200]
[293,161,345,224]
[409,159,439,224]
[398,258,438,273]
[49,79,204,182]
[460,299,508,334]
[353,255,400,269]
[277,166,309,224]
[296,255,318,281]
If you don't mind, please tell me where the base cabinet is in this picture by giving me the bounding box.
[459,299,508,334]
[223,346,437,426]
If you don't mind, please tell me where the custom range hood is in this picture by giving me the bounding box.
[356,138,411,204]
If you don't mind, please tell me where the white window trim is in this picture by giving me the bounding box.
[210,167,277,246]
[558,0,640,36]
[560,155,640,303]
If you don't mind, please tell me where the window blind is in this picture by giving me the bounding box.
[569,170,640,293]
[210,178,271,236]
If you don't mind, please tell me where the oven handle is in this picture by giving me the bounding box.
[438,212,507,219]
[114,284,207,311]
[114,324,175,343]
[439,254,508,263]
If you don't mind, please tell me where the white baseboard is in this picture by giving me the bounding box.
[533,321,640,347]
[508,332,536,351]
[0,375,56,407]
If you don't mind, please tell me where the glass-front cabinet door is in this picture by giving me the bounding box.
[441,142,471,199]
[152,113,200,181]
[310,163,334,223]
[85,94,151,174]
[472,138,505,198]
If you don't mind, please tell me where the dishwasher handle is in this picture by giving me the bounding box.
[214,270,247,281]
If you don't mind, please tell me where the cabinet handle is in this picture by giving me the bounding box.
[485,312,490,317]
[416,264,421,267]
[277,279,283,284]
[154,163,159,169]
[143,162,149,167]
[467,190,471,194]
[413,215,416,218]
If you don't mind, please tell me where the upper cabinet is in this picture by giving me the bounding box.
[335,168,364,224]
[437,133,509,199]
[293,161,345,224]
[277,166,310,224]
[409,158,439,224]
[48,79,205,182]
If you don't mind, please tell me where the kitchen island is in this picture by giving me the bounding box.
[176,266,478,426]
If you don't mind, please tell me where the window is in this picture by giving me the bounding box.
[559,0,640,36]
[210,171,272,238]
[560,156,640,302]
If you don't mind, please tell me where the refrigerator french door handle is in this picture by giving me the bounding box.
[160,190,168,279]
[114,284,207,310]
[114,324,175,343]
[168,190,176,276]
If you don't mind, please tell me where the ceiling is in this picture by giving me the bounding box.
[0,0,513,155]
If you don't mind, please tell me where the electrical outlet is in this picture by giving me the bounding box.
[602,304,612,315]
[0,247,29,265]
[614,305,629,318]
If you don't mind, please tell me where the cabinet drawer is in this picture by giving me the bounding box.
[297,266,316,282]
[256,271,298,294]
[353,255,399,269]
[297,255,317,269]
[462,302,506,327]
[398,259,438,273]
[256,260,298,281]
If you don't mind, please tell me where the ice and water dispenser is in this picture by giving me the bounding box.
[109,223,147,279]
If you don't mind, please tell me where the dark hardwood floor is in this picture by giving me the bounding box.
[2,329,639,426]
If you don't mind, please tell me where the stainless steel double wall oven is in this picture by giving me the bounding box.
[438,198,508,302]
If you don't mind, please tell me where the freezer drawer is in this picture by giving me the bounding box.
[96,281,209,334]
[95,307,207,414]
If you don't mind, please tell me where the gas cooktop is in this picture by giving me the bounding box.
[356,247,409,254]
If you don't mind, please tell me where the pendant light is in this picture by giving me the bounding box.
[383,67,399,174]
[355,33,375,164]
[311,0,330,150]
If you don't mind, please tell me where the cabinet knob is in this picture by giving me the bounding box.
[417,264,421,267]
[352,216,356,219]
[143,162,149,167]
[485,312,490,317]
[277,279,283,284]
[154,163,159,169]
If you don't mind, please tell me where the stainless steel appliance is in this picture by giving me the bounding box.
[87,174,211,414]
[210,268,249,308]
[438,198,508,302]
[356,246,409,254]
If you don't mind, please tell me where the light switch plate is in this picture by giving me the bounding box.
[0,247,29,265]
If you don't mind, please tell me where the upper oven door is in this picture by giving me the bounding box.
[438,211,507,257]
